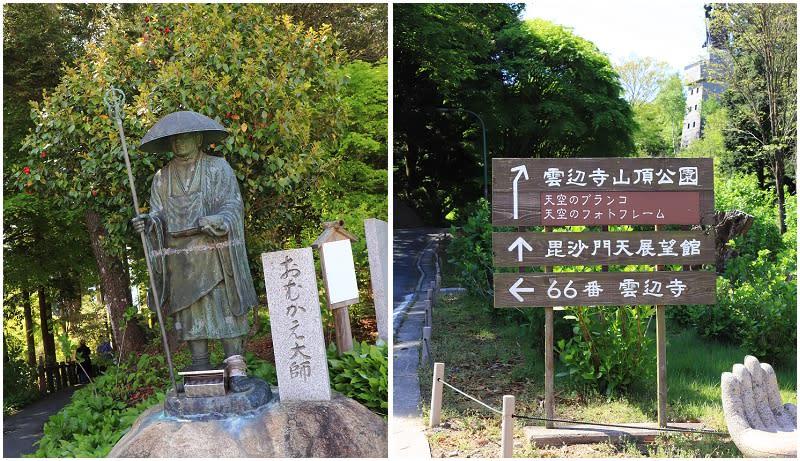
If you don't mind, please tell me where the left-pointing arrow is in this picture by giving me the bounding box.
[509,277,535,302]
[507,236,533,262]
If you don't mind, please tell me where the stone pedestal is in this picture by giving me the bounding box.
[108,389,387,458]
[164,376,274,421]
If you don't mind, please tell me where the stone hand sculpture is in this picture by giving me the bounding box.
[721,355,797,458]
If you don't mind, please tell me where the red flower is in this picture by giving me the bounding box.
[40,151,47,158]
[23,166,31,175]
[145,16,150,23]
[163,26,171,34]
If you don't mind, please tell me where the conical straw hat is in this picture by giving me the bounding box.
[139,111,228,153]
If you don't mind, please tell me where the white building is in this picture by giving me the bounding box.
[680,5,726,148]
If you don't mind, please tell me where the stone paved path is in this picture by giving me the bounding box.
[3,386,79,458]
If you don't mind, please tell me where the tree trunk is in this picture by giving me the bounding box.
[38,288,57,365]
[773,157,787,234]
[23,289,37,366]
[84,208,145,360]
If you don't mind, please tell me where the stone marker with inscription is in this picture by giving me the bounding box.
[364,218,389,341]
[262,248,331,401]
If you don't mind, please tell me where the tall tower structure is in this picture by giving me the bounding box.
[680,4,726,148]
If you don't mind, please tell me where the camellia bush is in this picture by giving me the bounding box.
[9,4,349,349]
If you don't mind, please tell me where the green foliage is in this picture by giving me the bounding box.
[3,338,40,415]
[713,173,785,263]
[394,3,635,224]
[327,340,388,416]
[629,72,686,156]
[556,306,655,395]
[444,199,494,299]
[11,3,348,261]
[32,353,168,457]
[672,173,796,365]
[494,19,636,158]
[244,351,277,384]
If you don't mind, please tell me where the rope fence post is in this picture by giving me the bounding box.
[424,300,432,328]
[430,362,445,427]
[423,326,432,363]
[501,394,515,458]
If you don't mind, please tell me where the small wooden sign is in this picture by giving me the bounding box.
[312,220,360,353]
[493,231,715,267]
[262,248,331,401]
[320,239,360,308]
[494,271,717,308]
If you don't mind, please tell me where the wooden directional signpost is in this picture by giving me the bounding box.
[491,157,716,428]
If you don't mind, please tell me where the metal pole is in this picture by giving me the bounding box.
[104,88,178,394]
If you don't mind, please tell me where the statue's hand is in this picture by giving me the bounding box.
[131,213,151,234]
[721,355,797,457]
[200,215,228,237]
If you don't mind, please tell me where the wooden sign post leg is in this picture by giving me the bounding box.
[334,307,354,353]
[543,225,554,428]
[656,305,667,427]
[655,224,667,428]
[544,306,554,428]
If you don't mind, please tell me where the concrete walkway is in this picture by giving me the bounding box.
[3,386,79,458]
[391,228,446,458]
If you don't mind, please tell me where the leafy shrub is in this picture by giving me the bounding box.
[556,306,655,394]
[674,173,797,364]
[713,173,785,264]
[31,354,168,457]
[445,198,495,299]
[327,340,388,416]
[691,250,796,364]
[245,351,277,384]
[3,356,40,415]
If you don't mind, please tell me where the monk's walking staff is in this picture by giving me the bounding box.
[104,87,178,393]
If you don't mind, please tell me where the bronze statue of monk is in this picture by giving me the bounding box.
[133,111,257,390]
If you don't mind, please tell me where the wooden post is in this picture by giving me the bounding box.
[655,224,667,428]
[423,326,432,363]
[430,362,445,427]
[37,356,46,394]
[46,363,55,393]
[501,395,515,458]
[543,226,554,428]
[425,300,432,328]
[333,308,354,353]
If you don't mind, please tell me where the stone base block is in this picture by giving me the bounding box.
[108,389,387,458]
[164,376,274,420]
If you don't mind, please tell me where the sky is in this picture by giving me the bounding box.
[523,0,710,75]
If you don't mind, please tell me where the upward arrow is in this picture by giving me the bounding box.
[508,236,533,262]
[510,165,529,220]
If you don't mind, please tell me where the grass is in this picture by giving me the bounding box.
[419,293,797,458]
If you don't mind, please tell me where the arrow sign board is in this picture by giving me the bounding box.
[492,158,714,226]
[493,231,715,267]
[494,272,716,308]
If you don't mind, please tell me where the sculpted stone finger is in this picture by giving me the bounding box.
[744,356,778,430]
[760,362,795,431]
[784,403,797,427]
[733,363,766,431]
[721,371,751,435]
